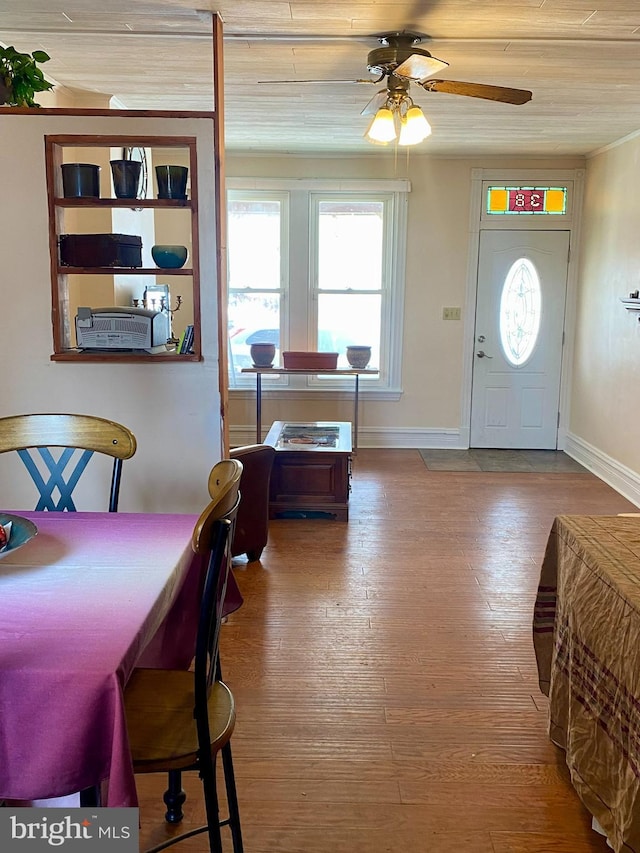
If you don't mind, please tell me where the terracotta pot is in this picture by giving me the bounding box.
[282,351,338,370]
[250,342,276,367]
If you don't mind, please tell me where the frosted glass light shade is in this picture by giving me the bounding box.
[398,106,432,146]
[365,108,397,143]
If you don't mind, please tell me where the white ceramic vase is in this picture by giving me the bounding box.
[345,345,371,369]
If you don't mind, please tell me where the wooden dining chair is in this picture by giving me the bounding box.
[124,458,244,853]
[227,444,275,561]
[0,413,137,511]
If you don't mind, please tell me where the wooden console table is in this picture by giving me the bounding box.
[241,366,378,451]
[265,421,352,521]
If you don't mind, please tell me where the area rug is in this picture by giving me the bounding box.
[418,449,589,473]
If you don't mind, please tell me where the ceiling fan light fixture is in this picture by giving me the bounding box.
[365,107,397,144]
[398,105,432,146]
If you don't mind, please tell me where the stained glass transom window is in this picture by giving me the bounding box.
[499,258,541,366]
[486,186,567,215]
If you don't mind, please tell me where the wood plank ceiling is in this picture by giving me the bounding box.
[1,1,640,156]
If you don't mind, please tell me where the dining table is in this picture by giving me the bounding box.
[0,510,242,809]
[533,514,640,853]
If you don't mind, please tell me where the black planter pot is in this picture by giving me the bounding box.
[110,159,142,199]
[61,163,101,198]
[155,165,188,200]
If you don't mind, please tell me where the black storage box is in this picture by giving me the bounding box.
[59,234,143,268]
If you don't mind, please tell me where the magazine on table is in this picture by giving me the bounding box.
[278,424,341,448]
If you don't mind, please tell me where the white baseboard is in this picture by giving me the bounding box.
[229,424,640,507]
[357,427,464,448]
[229,425,466,449]
[565,433,640,508]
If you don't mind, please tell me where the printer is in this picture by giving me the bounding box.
[75,306,170,352]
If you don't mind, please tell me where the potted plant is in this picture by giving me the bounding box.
[0,45,53,107]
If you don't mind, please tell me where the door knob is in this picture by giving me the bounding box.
[476,350,493,358]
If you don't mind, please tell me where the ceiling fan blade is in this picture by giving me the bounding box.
[257,78,377,85]
[421,79,532,105]
[361,90,388,116]
[395,53,449,81]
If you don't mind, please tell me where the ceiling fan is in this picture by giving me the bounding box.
[359,31,532,109]
[259,31,532,145]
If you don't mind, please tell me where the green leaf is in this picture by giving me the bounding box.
[0,45,53,106]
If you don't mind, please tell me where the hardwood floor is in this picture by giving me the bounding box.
[138,449,636,852]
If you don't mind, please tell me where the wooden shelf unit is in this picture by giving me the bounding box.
[45,134,201,362]
[57,267,194,276]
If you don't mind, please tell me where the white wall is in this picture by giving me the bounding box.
[226,152,584,446]
[0,112,221,513]
[567,132,640,500]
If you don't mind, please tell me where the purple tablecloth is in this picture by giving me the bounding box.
[0,511,241,807]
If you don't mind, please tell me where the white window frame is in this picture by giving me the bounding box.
[227,178,409,396]
[227,190,289,389]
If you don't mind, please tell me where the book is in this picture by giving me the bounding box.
[179,324,194,354]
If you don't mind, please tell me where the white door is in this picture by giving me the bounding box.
[470,230,569,449]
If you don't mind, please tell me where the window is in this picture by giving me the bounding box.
[227,180,408,390]
[499,257,541,366]
[486,186,567,215]
[227,193,287,377]
[314,197,383,367]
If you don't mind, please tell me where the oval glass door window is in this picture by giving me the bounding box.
[499,257,541,366]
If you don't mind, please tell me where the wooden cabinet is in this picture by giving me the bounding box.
[45,134,201,361]
[265,421,352,521]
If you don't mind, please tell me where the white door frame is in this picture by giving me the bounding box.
[460,168,585,450]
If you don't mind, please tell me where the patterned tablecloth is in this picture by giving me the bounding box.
[534,515,640,853]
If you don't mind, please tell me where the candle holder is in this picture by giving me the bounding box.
[163,295,183,347]
[133,292,183,346]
